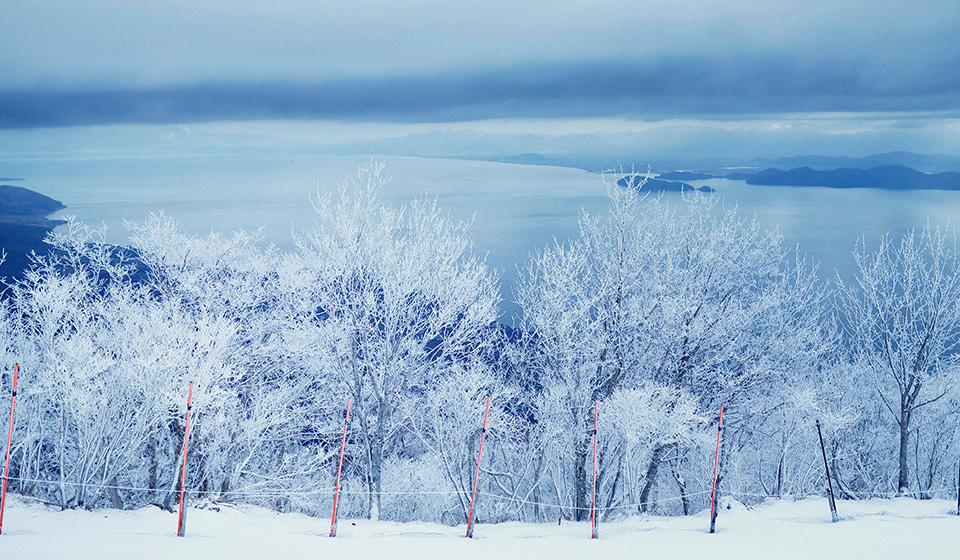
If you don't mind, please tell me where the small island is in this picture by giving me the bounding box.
[618,176,716,193]
[0,184,66,280]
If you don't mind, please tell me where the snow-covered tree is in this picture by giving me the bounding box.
[3,215,331,511]
[6,220,163,508]
[517,178,830,519]
[121,212,343,511]
[837,225,960,493]
[277,162,502,520]
[15,162,957,519]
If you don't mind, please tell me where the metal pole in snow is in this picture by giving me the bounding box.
[465,395,491,538]
[709,404,724,534]
[816,419,839,522]
[176,381,193,538]
[0,364,19,536]
[591,401,598,540]
[330,397,351,537]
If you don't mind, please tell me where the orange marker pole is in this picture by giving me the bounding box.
[176,381,193,537]
[329,397,351,537]
[591,401,599,539]
[0,364,20,536]
[465,395,491,538]
[709,405,724,534]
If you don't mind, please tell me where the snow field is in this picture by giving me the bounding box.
[1,494,959,560]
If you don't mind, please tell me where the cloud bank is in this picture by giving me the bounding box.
[3,53,960,128]
[2,1,958,129]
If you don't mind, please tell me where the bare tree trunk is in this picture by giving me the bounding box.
[670,460,689,515]
[602,455,623,520]
[574,435,590,522]
[775,453,785,498]
[530,452,544,522]
[148,430,158,499]
[368,434,383,521]
[59,407,68,510]
[639,444,671,514]
[365,403,388,521]
[106,475,123,509]
[164,419,184,513]
[898,406,911,493]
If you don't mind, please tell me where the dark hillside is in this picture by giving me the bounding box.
[745,165,960,190]
[0,185,66,280]
[0,184,65,218]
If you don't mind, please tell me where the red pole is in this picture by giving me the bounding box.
[177,381,193,538]
[709,404,724,534]
[329,397,351,537]
[465,395,491,538]
[0,364,20,536]
[591,401,598,539]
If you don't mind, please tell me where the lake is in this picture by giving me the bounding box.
[2,153,960,321]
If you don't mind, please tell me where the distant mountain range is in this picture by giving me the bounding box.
[764,152,960,174]
[641,160,960,191]
[470,151,960,177]
[743,165,960,190]
[3,124,959,177]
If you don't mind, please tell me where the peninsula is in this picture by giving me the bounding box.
[744,165,960,190]
[0,184,66,279]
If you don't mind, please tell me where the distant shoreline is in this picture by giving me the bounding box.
[0,184,66,280]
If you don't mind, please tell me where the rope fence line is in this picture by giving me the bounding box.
[5,474,953,513]
[0,474,742,511]
[1,475,335,498]
[476,489,714,512]
[721,486,960,500]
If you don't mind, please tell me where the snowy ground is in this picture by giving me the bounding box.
[1,494,958,560]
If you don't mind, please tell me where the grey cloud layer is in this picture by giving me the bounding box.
[4,53,960,128]
[3,1,958,127]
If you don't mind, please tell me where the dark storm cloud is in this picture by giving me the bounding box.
[3,53,960,128]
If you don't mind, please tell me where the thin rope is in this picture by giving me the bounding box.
[721,486,960,500]
[2,475,334,498]
[476,490,715,512]
[5,475,957,510]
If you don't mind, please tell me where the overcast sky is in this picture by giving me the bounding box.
[2,0,959,155]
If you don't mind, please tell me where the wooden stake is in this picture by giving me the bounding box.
[591,401,599,539]
[465,395,491,538]
[709,404,724,534]
[0,364,19,536]
[329,397,351,537]
[176,381,193,537]
[816,419,839,522]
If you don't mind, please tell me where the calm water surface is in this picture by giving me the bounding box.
[3,154,960,320]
